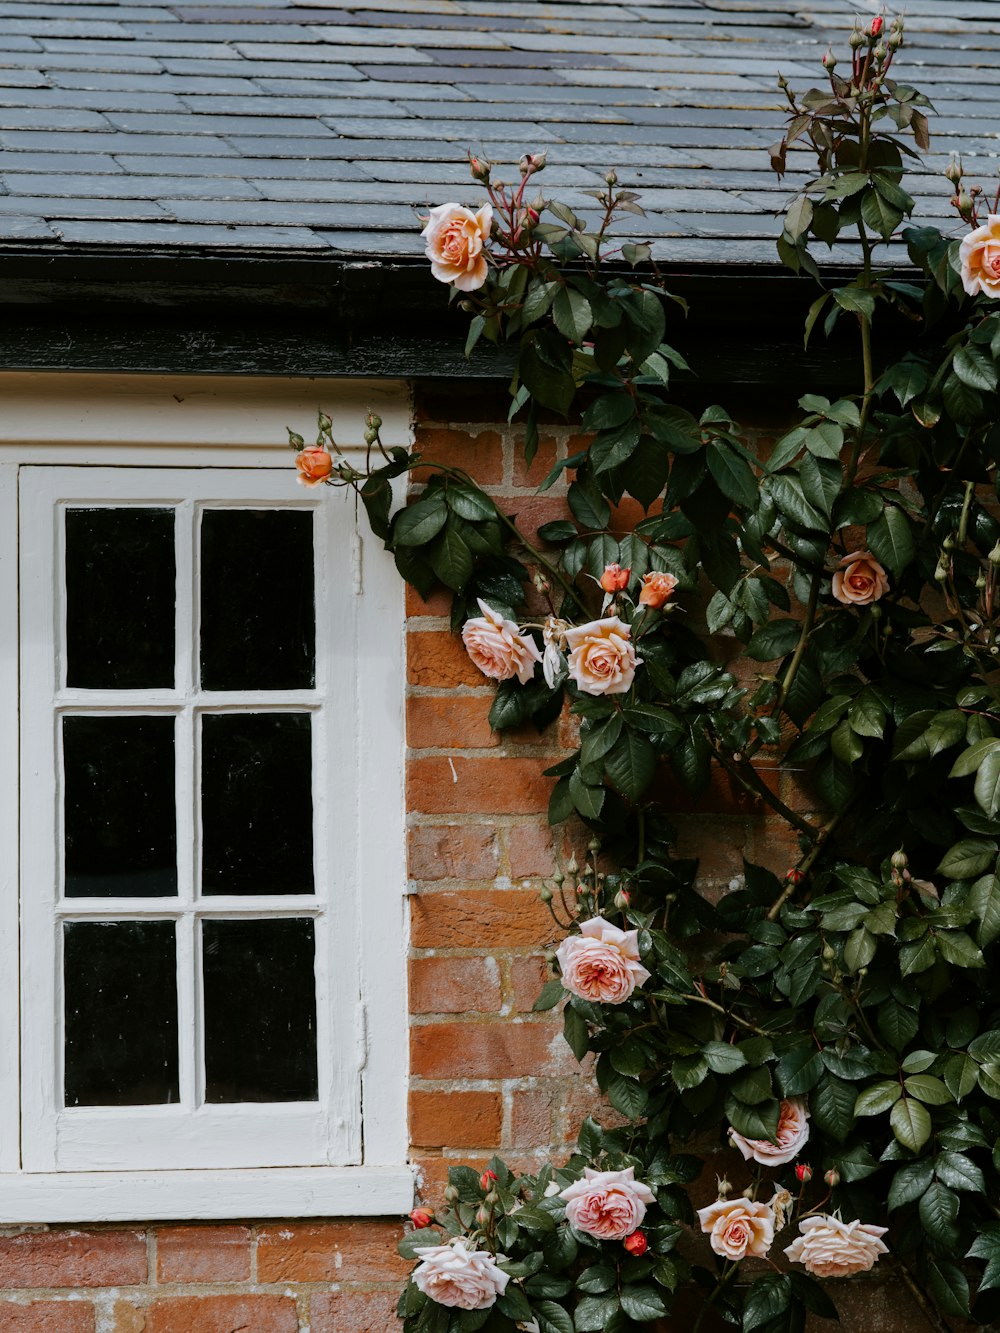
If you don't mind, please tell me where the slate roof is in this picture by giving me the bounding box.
[1,0,1000,264]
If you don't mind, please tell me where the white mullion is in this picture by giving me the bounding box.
[175,499,197,1112]
[0,465,22,1171]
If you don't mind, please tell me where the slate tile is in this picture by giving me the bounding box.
[320,116,553,140]
[104,110,337,134]
[53,218,332,247]
[4,171,263,199]
[50,70,260,93]
[0,212,54,238]
[0,105,111,129]
[0,131,240,154]
[161,56,362,78]
[352,63,558,83]
[114,153,370,179]
[179,94,398,116]
[167,196,418,226]
[254,77,468,99]
[0,150,124,173]
[0,49,163,71]
[0,85,186,111]
[0,192,168,217]
[233,41,432,63]
[0,69,47,87]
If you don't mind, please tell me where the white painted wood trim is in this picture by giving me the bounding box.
[0,464,21,1175]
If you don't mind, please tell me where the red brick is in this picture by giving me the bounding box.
[499,495,573,546]
[407,695,499,749]
[512,434,560,488]
[507,823,559,879]
[111,1307,144,1333]
[256,1221,408,1285]
[409,1090,502,1146]
[0,1232,147,1289]
[509,1086,558,1149]
[144,1296,296,1333]
[407,630,486,689]
[411,429,504,486]
[154,1225,250,1284]
[0,1303,95,1333]
[409,956,501,1014]
[510,955,549,1011]
[406,583,452,617]
[672,816,751,884]
[408,756,553,815]
[310,1289,399,1333]
[408,824,498,881]
[411,1020,572,1079]
[410,889,554,948]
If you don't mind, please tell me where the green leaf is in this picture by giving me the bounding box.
[576,1266,616,1295]
[954,344,998,393]
[619,1286,667,1323]
[707,443,758,508]
[606,1072,648,1119]
[867,505,914,574]
[936,931,985,969]
[534,979,566,1012]
[428,527,473,590]
[573,1293,620,1332]
[950,737,1000,778]
[743,1275,791,1332]
[844,925,876,973]
[552,286,593,344]
[568,479,611,531]
[833,285,876,320]
[854,1080,901,1116]
[532,1300,575,1333]
[784,194,813,240]
[810,1072,856,1142]
[936,1151,985,1194]
[393,494,448,546]
[563,1004,590,1061]
[446,483,495,523]
[903,1074,952,1105]
[975,748,1000,818]
[745,620,801,662]
[604,730,656,802]
[582,393,635,434]
[861,187,904,239]
[943,1053,979,1101]
[890,1096,932,1152]
[726,1097,780,1142]
[776,1045,824,1096]
[703,1041,748,1075]
[919,1181,960,1245]
[888,1158,934,1210]
[937,838,997,880]
[970,874,1000,946]
[927,1259,971,1320]
[788,1272,839,1321]
[849,690,886,738]
[569,768,605,821]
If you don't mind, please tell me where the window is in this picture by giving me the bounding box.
[0,378,410,1220]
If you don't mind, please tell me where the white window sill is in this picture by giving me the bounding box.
[0,1166,415,1223]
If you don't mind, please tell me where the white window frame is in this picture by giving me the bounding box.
[0,373,413,1221]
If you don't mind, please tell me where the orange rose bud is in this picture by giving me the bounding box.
[623,1230,648,1256]
[638,570,678,608]
[480,1169,498,1191]
[295,446,333,488]
[600,563,631,593]
[410,1208,433,1228]
[795,1164,813,1183]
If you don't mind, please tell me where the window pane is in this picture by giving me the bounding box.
[200,509,315,691]
[201,712,313,896]
[202,918,318,1103]
[64,920,179,1107]
[65,507,175,689]
[64,715,177,898]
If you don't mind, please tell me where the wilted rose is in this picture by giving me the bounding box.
[831,551,889,606]
[565,616,641,695]
[696,1196,775,1261]
[412,1239,510,1310]
[730,1098,810,1166]
[960,215,1000,299]
[784,1214,889,1279]
[599,563,631,593]
[295,447,333,488]
[421,203,493,291]
[638,571,678,608]
[556,916,651,1004]
[559,1167,655,1240]
[461,600,542,685]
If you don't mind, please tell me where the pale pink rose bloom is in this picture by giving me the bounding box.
[412,1239,510,1310]
[565,616,641,695]
[295,446,333,488]
[730,1098,810,1166]
[638,571,678,608]
[461,599,542,685]
[960,214,1000,298]
[559,1166,655,1240]
[421,203,493,291]
[784,1214,889,1279]
[696,1196,775,1261]
[556,916,651,1004]
[831,550,889,607]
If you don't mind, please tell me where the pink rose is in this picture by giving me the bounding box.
[730,1098,810,1167]
[599,563,631,593]
[559,1166,655,1240]
[556,916,651,1004]
[696,1197,775,1261]
[461,599,541,685]
[412,1239,509,1310]
[784,1214,888,1279]
[295,446,332,488]
[831,550,889,606]
[421,203,493,292]
[638,571,677,608]
[565,616,641,696]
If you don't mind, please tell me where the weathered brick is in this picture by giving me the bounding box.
[408,756,553,815]
[409,1090,502,1147]
[144,1296,297,1333]
[411,1020,571,1080]
[405,582,452,617]
[256,1221,408,1285]
[507,822,558,879]
[407,695,499,750]
[409,955,502,1014]
[410,889,554,949]
[411,428,503,486]
[512,433,560,488]
[0,1302,95,1333]
[111,1306,144,1333]
[407,630,485,689]
[498,495,573,546]
[155,1225,250,1284]
[310,1289,399,1333]
[408,824,498,881]
[509,954,549,1011]
[0,1232,147,1289]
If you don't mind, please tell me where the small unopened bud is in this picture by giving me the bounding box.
[849,27,866,49]
[822,48,836,71]
[318,411,333,433]
[410,1208,433,1228]
[989,541,1000,566]
[567,857,579,877]
[523,206,540,228]
[795,1164,813,1183]
[363,427,378,446]
[891,849,908,870]
[366,411,382,432]
[614,888,631,911]
[540,886,554,903]
[600,563,631,593]
[588,838,601,854]
[552,871,565,887]
[469,155,491,183]
[873,43,886,61]
[977,570,988,590]
[945,157,963,187]
[485,1189,500,1206]
[623,1230,648,1256]
[287,430,305,451]
[870,15,884,38]
[935,562,950,583]
[942,534,956,551]
[475,1205,490,1226]
[822,944,835,961]
[716,1175,732,1199]
[480,1169,498,1191]
[444,1184,460,1204]
[532,569,551,594]
[888,29,902,49]
[824,1169,841,1188]
[958,191,974,218]
[786,868,804,884]
[519,151,546,175]
[605,169,618,187]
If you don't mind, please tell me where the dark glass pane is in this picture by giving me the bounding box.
[201,712,313,896]
[65,507,175,689]
[64,920,179,1107]
[200,509,315,691]
[203,918,318,1102]
[64,715,177,898]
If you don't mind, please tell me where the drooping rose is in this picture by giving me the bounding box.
[412,1239,510,1310]
[565,616,641,696]
[831,551,889,606]
[696,1197,775,1261]
[461,600,542,685]
[295,446,333,487]
[961,215,1000,299]
[784,1214,889,1279]
[638,571,678,608]
[556,916,651,1004]
[421,203,493,291]
[559,1166,655,1240]
[729,1098,810,1166]
[599,563,631,593]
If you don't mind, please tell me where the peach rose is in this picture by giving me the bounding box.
[461,599,542,685]
[556,916,651,1004]
[831,550,889,606]
[599,563,631,593]
[638,571,678,608]
[295,446,333,488]
[696,1197,775,1261]
[960,214,1000,299]
[784,1214,889,1279]
[421,203,493,292]
[412,1239,510,1310]
[565,616,641,696]
[559,1166,655,1240]
[730,1098,810,1166]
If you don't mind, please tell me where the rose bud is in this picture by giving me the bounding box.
[623,1230,648,1256]
[444,1184,460,1204]
[475,1205,490,1226]
[410,1208,434,1228]
[480,1169,498,1191]
[614,888,631,910]
[785,868,803,884]
[600,563,631,593]
[638,571,678,608]
[870,15,883,37]
[795,1164,813,1184]
[824,1169,841,1188]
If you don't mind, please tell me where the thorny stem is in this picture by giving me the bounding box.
[775,571,822,716]
[765,810,844,920]
[711,744,818,839]
[685,990,772,1039]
